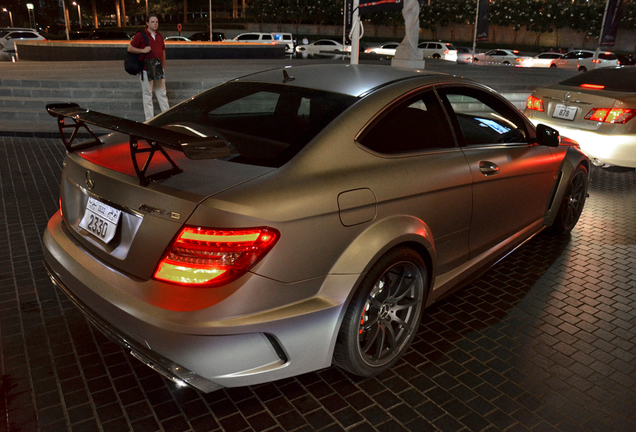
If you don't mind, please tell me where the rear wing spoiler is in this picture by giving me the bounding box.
[46,103,231,186]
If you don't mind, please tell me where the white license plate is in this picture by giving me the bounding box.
[79,197,121,244]
[553,104,578,121]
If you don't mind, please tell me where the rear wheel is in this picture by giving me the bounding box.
[548,165,588,235]
[503,61,511,66]
[334,247,427,377]
[550,63,557,68]
[432,53,441,59]
[578,66,587,72]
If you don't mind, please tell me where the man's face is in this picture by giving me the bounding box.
[147,17,159,32]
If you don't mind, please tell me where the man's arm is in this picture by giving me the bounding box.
[128,44,151,54]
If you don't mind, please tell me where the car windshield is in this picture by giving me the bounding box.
[151,81,358,168]
[559,68,636,92]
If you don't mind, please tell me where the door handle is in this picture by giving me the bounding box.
[479,161,500,176]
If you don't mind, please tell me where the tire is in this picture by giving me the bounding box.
[578,66,587,72]
[550,63,557,68]
[503,61,511,66]
[432,54,441,59]
[548,165,588,235]
[334,247,427,377]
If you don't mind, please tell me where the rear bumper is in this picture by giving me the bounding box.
[43,212,356,390]
[529,118,636,168]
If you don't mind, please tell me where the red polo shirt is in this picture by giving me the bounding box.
[130,29,165,67]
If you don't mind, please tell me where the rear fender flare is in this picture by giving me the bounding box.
[329,214,436,287]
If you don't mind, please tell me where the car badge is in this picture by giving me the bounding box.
[85,171,95,190]
[565,92,572,99]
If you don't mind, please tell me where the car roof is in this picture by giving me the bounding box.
[235,64,459,97]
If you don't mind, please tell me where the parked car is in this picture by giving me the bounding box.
[165,36,191,42]
[552,49,620,72]
[525,66,636,169]
[228,32,275,44]
[418,41,458,61]
[295,39,344,54]
[473,49,533,67]
[531,52,563,68]
[43,64,588,393]
[0,28,46,53]
[364,41,399,56]
[188,32,225,42]
[273,32,294,53]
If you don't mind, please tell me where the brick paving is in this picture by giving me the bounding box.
[1,136,635,432]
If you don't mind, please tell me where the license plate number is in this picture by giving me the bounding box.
[79,197,121,243]
[553,104,578,120]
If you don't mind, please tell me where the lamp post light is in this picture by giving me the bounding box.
[72,2,82,28]
[2,8,13,27]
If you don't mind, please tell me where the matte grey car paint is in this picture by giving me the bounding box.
[43,64,589,391]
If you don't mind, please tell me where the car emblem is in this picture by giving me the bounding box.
[85,171,95,190]
[565,92,572,99]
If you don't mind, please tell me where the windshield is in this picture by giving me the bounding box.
[151,82,358,168]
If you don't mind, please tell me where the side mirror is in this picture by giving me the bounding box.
[535,124,560,147]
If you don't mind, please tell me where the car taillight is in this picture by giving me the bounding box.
[580,84,605,90]
[584,108,636,124]
[154,226,280,286]
[526,95,544,112]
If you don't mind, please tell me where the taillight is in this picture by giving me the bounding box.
[526,95,544,112]
[154,226,280,286]
[580,83,605,90]
[585,108,636,124]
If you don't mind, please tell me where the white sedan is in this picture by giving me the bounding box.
[364,42,400,57]
[473,49,533,67]
[532,52,563,68]
[295,39,344,55]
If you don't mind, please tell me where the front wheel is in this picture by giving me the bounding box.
[334,247,427,377]
[548,165,588,235]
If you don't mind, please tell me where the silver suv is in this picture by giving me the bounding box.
[0,28,46,53]
[418,41,458,61]
[552,49,620,72]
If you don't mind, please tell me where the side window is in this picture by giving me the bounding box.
[262,34,273,41]
[438,87,528,146]
[358,89,456,154]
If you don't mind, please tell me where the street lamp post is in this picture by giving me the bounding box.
[2,8,13,27]
[73,2,82,28]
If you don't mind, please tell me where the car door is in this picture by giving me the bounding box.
[356,87,472,276]
[436,86,558,258]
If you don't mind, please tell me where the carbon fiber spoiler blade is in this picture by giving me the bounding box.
[46,103,231,186]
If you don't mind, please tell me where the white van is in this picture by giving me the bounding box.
[273,32,294,53]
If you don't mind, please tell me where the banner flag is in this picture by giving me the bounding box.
[359,0,403,16]
[345,0,354,36]
[476,0,490,41]
[600,0,625,46]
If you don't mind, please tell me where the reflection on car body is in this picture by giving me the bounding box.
[473,49,533,67]
[525,66,636,168]
[43,64,589,393]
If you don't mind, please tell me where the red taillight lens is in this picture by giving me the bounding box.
[580,83,605,90]
[585,108,636,124]
[526,95,544,112]
[154,226,280,286]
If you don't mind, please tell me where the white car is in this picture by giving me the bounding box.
[228,32,274,44]
[273,32,294,53]
[417,41,458,62]
[0,28,46,53]
[531,52,563,68]
[552,50,620,72]
[295,39,343,55]
[456,47,482,64]
[364,42,399,57]
[165,36,191,42]
[473,49,533,67]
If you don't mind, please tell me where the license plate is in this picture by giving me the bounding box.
[553,104,578,120]
[79,197,121,243]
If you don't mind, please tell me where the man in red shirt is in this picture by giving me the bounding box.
[127,15,169,120]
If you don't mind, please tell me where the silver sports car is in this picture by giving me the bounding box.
[43,64,589,393]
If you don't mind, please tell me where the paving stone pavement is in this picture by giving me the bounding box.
[1,136,635,432]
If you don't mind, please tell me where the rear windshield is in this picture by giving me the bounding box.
[151,82,358,168]
[560,67,636,92]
